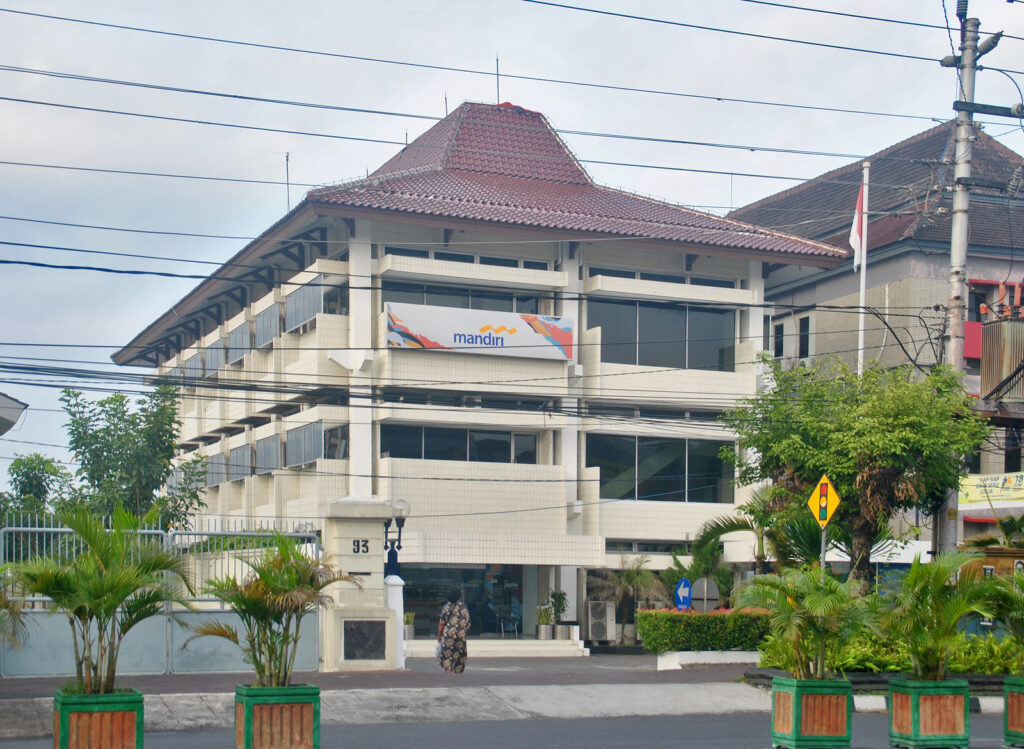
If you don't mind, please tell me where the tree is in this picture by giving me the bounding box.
[660,537,734,608]
[589,555,668,638]
[692,485,775,575]
[60,386,201,523]
[0,452,73,516]
[722,356,989,585]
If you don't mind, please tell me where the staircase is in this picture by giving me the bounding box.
[406,636,589,658]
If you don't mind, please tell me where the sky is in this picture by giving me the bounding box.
[1,0,1023,490]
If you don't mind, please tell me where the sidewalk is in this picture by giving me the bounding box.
[1,657,762,740]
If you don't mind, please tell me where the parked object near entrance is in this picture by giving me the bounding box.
[404,612,416,641]
[12,505,193,749]
[735,566,875,749]
[535,605,553,640]
[185,533,359,749]
[882,551,994,749]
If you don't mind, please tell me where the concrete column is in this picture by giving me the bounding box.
[385,574,406,669]
[344,220,374,497]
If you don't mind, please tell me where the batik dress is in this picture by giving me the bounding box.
[438,600,470,673]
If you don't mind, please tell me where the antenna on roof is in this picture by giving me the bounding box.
[275,151,291,210]
[496,55,500,104]
[444,93,448,115]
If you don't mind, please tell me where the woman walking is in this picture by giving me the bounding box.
[437,586,470,674]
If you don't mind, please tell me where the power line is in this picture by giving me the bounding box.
[0,7,980,124]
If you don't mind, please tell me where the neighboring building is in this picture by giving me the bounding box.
[730,121,1024,544]
[114,101,841,636]
[0,392,27,436]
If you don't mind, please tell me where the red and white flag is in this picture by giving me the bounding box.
[849,184,865,271]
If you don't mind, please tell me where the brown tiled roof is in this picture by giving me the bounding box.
[728,122,1024,254]
[308,102,842,261]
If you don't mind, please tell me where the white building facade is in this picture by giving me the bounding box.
[115,102,841,639]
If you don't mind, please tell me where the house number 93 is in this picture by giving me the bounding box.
[352,539,369,554]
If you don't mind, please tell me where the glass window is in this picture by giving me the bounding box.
[587,298,636,365]
[424,427,467,461]
[285,422,323,467]
[469,430,512,463]
[205,341,225,375]
[585,433,636,500]
[688,308,735,372]
[380,424,423,459]
[523,260,549,271]
[254,304,280,349]
[285,279,323,332]
[637,303,686,368]
[773,322,785,358]
[324,424,349,460]
[382,281,424,306]
[690,277,735,288]
[385,246,429,258]
[688,440,734,503]
[324,284,348,315]
[228,322,250,365]
[183,353,203,382]
[435,251,474,263]
[515,296,539,314]
[228,445,251,482]
[513,433,537,464]
[425,286,470,309]
[205,453,226,487]
[636,437,686,501]
[798,317,810,359]
[589,267,636,279]
[480,256,518,268]
[254,436,280,475]
[471,290,514,312]
[639,272,687,285]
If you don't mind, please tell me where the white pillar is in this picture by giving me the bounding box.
[384,574,406,669]
[347,220,374,497]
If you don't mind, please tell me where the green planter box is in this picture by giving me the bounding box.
[888,678,969,749]
[235,684,320,749]
[1006,675,1024,747]
[770,677,852,749]
[53,688,144,749]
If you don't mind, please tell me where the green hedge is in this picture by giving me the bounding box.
[635,609,770,654]
[758,631,1021,675]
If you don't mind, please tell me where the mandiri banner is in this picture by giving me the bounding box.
[385,303,574,361]
[959,471,1024,508]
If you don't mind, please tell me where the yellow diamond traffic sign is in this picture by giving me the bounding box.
[807,474,841,529]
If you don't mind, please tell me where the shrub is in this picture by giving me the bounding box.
[635,609,770,654]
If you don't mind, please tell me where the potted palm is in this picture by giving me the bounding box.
[882,551,994,749]
[735,565,875,749]
[403,612,416,641]
[536,604,553,640]
[185,532,358,749]
[13,505,193,749]
[550,590,569,639]
[988,569,1024,747]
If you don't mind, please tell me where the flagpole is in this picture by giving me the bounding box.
[856,161,870,375]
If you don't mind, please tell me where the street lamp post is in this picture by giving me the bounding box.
[384,499,410,576]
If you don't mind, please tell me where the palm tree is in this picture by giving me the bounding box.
[992,570,1024,675]
[0,563,27,648]
[693,485,774,574]
[963,513,1024,550]
[882,550,995,681]
[589,555,667,641]
[13,504,193,694]
[771,512,903,571]
[186,533,359,687]
[734,566,875,680]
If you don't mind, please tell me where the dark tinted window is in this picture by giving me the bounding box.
[636,437,686,501]
[471,290,514,312]
[585,433,636,500]
[798,317,810,359]
[637,303,686,368]
[385,246,429,258]
[587,298,636,365]
[424,427,467,461]
[469,430,511,463]
[523,260,549,271]
[382,281,424,306]
[688,308,735,371]
[688,440,733,503]
[380,424,422,459]
[426,286,470,309]
[435,251,474,263]
[480,256,518,267]
[513,434,537,464]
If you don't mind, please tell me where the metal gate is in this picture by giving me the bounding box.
[0,514,321,677]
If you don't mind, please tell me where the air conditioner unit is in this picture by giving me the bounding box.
[585,601,616,642]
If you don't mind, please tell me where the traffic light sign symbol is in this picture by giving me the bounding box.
[806,474,841,529]
[819,483,828,521]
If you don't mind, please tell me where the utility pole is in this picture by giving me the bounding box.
[938,2,1008,551]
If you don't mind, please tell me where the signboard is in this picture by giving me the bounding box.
[960,472,1024,509]
[386,303,574,361]
[807,474,841,530]
[674,578,692,611]
[690,578,720,613]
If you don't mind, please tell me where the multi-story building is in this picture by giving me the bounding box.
[730,121,1024,545]
[114,101,841,637]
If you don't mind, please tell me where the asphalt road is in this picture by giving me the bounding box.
[3,713,1009,749]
